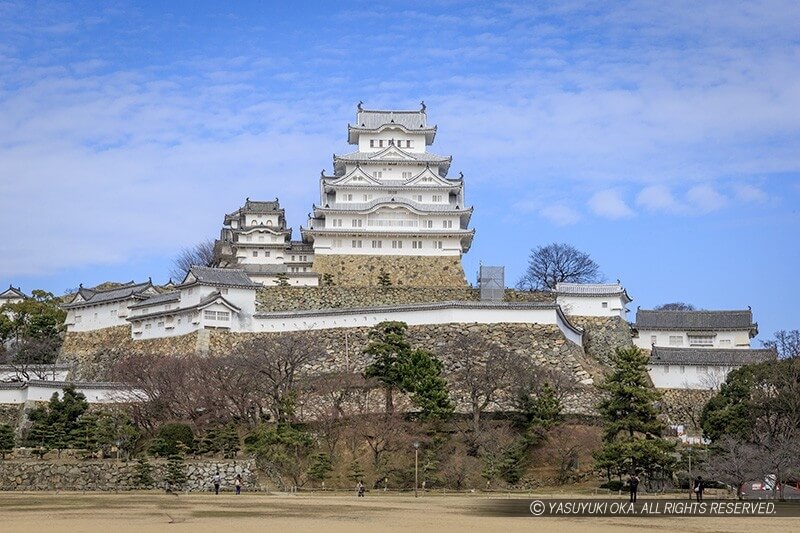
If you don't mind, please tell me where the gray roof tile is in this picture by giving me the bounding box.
[64,281,154,308]
[635,309,756,332]
[355,109,429,130]
[650,347,777,366]
[181,266,259,288]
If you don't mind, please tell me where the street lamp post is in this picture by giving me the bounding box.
[413,441,420,498]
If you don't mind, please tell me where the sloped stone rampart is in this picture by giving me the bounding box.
[0,459,257,492]
[659,388,716,431]
[567,316,633,365]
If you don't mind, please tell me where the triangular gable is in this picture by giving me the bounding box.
[405,167,453,187]
[198,294,241,313]
[329,167,382,186]
[181,271,198,285]
[0,287,23,299]
[369,146,416,161]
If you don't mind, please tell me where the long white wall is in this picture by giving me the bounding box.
[558,294,628,318]
[252,302,584,346]
[0,381,139,404]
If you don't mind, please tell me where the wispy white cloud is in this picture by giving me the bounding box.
[540,204,581,226]
[732,183,768,203]
[635,185,683,214]
[686,185,728,213]
[587,189,635,219]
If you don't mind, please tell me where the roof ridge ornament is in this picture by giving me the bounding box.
[357,101,363,112]
[420,100,426,112]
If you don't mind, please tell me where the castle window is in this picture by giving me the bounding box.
[351,219,363,228]
[345,194,353,202]
[145,323,151,330]
[601,302,608,308]
[370,140,375,147]
[407,140,413,148]
[392,240,403,249]
[719,339,731,347]
[688,335,715,347]
[402,172,413,179]
[252,251,258,257]
[157,321,164,328]
[379,140,384,148]
[434,241,443,249]
[412,240,423,249]
[373,171,382,178]
[424,220,433,228]
[415,195,423,202]
[442,220,452,228]
[352,240,362,248]
[110,309,117,316]
[388,139,395,146]
[432,195,443,202]
[371,240,382,249]
[75,315,82,323]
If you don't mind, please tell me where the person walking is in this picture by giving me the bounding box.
[212,471,221,495]
[356,480,365,497]
[694,476,704,502]
[235,474,242,495]
[629,473,640,503]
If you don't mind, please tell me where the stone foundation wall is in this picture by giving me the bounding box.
[311,254,468,287]
[0,404,22,427]
[567,316,633,365]
[257,286,553,312]
[659,388,716,431]
[60,326,200,380]
[0,458,257,492]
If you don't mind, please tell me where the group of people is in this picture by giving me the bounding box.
[628,473,705,502]
[211,471,243,495]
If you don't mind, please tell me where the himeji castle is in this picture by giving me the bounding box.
[302,102,475,286]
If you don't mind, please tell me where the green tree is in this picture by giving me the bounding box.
[593,346,675,482]
[26,384,90,454]
[245,424,314,490]
[307,452,334,487]
[133,457,154,488]
[0,424,15,459]
[165,454,187,490]
[150,423,194,457]
[398,349,453,421]
[0,289,66,366]
[321,273,335,286]
[364,321,412,414]
[347,459,365,483]
[274,273,291,287]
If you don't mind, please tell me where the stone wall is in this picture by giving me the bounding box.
[659,388,716,431]
[311,254,468,287]
[257,286,553,312]
[0,458,257,492]
[567,316,633,365]
[60,326,200,380]
[203,322,600,415]
[0,404,22,427]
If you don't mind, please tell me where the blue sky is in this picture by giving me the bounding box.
[0,1,798,342]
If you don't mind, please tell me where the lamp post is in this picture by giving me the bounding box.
[413,441,420,498]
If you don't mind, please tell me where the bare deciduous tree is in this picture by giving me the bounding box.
[442,332,514,436]
[704,436,762,498]
[763,329,800,359]
[170,239,220,281]
[233,333,327,424]
[654,302,697,311]
[516,242,602,291]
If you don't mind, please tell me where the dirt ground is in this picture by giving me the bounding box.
[1,491,795,533]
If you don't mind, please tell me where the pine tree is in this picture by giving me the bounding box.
[364,321,412,414]
[593,346,675,482]
[347,459,365,483]
[274,273,290,287]
[133,457,154,488]
[165,454,187,491]
[307,453,333,487]
[0,424,15,459]
[321,273,335,286]
[398,349,453,421]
